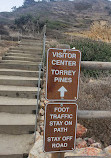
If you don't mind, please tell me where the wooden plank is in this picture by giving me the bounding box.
[65,156,105,158]
[51,153,65,158]
[81,61,111,70]
[78,110,111,119]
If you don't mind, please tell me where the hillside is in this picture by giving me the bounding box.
[0,0,111,42]
[0,0,111,151]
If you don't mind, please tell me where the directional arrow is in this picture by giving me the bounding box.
[58,86,67,98]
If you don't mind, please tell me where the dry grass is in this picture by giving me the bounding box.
[0,40,17,55]
[65,21,111,43]
[78,74,111,147]
[78,74,111,110]
[78,118,111,147]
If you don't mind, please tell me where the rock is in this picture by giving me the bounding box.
[84,137,95,146]
[40,102,45,108]
[39,108,44,116]
[39,121,44,126]
[76,138,82,143]
[76,123,87,138]
[35,131,40,141]
[87,138,95,146]
[37,126,40,133]
[76,139,87,149]
[44,100,49,104]
[91,142,102,149]
[65,147,105,157]
[28,135,51,158]
[40,125,44,132]
[38,116,44,122]
[41,90,45,95]
[104,145,111,157]
[40,97,45,102]
[41,131,44,136]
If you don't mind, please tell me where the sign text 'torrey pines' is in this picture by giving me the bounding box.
[46,48,81,101]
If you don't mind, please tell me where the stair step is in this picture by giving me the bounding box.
[10,47,42,52]
[19,43,42,46]
[0,113,35,134]
[15,45,42,50]
[8,50,42,55]
[19,42,42,45]
[20,39,42,43]
[0,85,40,98]
[2,56,42,62]
[21,39,41,42]
[0,38,43,157]
[0,97,37,114]
[0,134,34,157]
[0,63,41,71]
[0,75,42,87]
[5,52,42,58]
[0,59,41,65]
[0,69,43,77]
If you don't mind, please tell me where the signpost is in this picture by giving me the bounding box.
[46,48,81,101]
[44,103,77,153]
[44,48,81,156]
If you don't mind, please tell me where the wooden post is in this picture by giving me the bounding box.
[78,110,111,119]
[51,153,64,158]
[81,61,111,70]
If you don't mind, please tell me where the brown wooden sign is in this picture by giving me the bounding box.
[46,48,81,101]
[44,103,77,153]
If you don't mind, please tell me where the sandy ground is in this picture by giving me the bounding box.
[0,40,18,57]
[78,73,111,147]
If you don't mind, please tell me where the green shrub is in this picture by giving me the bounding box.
[70,39,111,62]
[74,2,92,11]
[69,38,111,78]
[47,20,67,30]
[0,25,9,35]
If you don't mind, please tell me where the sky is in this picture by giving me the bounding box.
[0,0,24,12]
[0,0,111,12]
[0,0,39,12]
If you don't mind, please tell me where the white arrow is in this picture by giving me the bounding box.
[58,86,67,98]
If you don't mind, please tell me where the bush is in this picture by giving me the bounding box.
[0,25,9,35]
[74,2,92,11]
[69,38,111,78]
[70,39,111,62]
[47,20,67,30]
[15,14,33,26]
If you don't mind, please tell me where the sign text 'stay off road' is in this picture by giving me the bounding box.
[44,103,77,153]
[46,48,81,101]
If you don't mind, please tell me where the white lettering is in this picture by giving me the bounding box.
[52,143,67,148]
[54,107,69,113]
[52,60,76,66]
[50,114,73,119]
[62,136,73,141]
[47,137,61,142]
[54,77,72,83]
[64,121,72,126]
[52,52,76,59]
[51,69,76,76]
[49,121,63,126]
[54,127,67,132]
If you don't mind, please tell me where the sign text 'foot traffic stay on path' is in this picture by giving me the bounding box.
[44,103,77,153]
